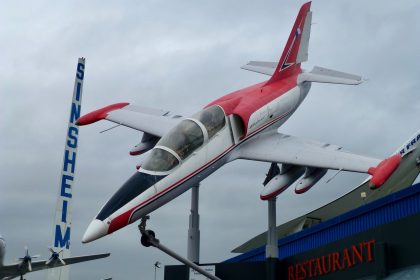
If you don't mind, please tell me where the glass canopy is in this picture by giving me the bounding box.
[142,105,226,172]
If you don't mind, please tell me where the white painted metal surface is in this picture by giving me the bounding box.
[48,58,86,280]
[187,186,200,263]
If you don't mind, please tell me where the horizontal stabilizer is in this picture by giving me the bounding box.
[298,66,363,85]
[241,61,277,76]
[241,64,363,86]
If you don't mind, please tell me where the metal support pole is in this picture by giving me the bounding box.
[188,185,200,263]
[266,197,278,280]
[139,217,220,280]
[266,198,278,258]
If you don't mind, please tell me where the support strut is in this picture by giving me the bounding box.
[262,164,280,280]
[139,216,221,280]
[188,185,200,263]
[266,197,278,259]
[266,197,278,280]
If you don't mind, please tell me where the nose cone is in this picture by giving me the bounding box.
[82,219,108,243]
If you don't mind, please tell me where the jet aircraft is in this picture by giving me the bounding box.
[78,2,404,243]
[0,235,109,280]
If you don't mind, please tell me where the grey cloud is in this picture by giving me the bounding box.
[1,0,419,279]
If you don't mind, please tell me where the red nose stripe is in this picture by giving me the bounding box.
[368,154,401,189]
[76,102,129,125]
[108,211,132,234]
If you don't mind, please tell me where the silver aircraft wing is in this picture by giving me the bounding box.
[232,130,381,173]
[232,130,420,253]
[32,252,111,272]
[0,253,110,279]
[76,103,183,138]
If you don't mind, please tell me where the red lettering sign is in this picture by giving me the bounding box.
[286,239,376,279]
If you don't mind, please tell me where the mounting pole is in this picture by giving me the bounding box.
[187,185,200,263]
[266,197,278,280]
[139,216,220,280]
[262,163,281,280]
[266,197,278,258]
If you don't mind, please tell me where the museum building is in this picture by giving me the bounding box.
[165,182,420,279]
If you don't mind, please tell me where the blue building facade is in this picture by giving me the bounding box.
[226,182,420,264]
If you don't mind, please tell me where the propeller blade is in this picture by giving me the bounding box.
[46,246,68,267]
[31,254,41,259]
[28,261,32,272]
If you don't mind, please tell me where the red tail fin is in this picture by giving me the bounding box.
[266,2,312,85]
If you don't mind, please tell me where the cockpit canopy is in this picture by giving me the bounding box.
[141,148,180,172]
[142,105,226,172]
[193,105,226,139]
[159,119,204,160]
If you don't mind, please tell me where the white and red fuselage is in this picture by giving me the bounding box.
[80,2,403,243]
[81,74,311,243]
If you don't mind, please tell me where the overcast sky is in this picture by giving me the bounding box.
[1,0,419,279]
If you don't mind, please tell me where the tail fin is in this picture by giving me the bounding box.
[266,2,312,85]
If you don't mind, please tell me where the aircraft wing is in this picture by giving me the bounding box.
[76,103,183,138]
[232,130,420,253]
[0,253,110,279]
[61,253,110,265]
[233,130,381,173]
[0,263,23,278]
